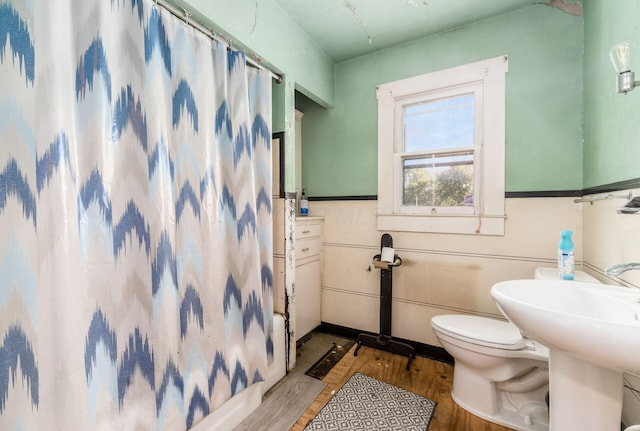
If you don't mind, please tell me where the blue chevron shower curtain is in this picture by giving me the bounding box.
[0,0,274,429]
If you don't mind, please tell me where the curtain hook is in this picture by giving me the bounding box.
[184,9,191,27]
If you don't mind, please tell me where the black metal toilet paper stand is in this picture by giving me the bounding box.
[354,233,416,370]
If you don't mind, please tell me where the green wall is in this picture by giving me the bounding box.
[583,0,640,189]
[180,0,334,108]
[299,5,584,197]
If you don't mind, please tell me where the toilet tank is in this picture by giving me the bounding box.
[534,267,600,283]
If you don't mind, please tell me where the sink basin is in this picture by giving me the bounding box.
[491,279,640,375]
[491,279,640,431]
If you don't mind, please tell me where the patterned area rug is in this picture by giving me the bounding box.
[304,372,437,431]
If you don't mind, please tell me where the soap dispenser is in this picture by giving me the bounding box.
[300,189,309,216]
[558,230,575,280]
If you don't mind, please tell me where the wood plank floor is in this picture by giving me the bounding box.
[291,344,513,431]
[235,373,326,431]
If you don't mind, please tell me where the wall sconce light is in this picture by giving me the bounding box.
[610,41,639,94]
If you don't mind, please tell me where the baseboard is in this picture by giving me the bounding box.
[317,322,454,365]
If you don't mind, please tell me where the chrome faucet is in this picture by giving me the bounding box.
[605,263,640,276]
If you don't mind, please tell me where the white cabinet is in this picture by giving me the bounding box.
[295,217,323,340]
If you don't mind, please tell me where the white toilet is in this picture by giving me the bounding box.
[431,268,599,431]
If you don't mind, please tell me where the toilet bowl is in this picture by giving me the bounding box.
[431,268,599,431]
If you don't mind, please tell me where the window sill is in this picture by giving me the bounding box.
[377,213,505,236]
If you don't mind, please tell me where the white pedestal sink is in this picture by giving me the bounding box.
[491,279,640,431]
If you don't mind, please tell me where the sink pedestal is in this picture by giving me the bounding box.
[491,279,640,430]
[549,350,624,431]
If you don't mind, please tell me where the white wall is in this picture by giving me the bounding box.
[311,197,583,346]
[582,189,640,426]
[310,193,640,425]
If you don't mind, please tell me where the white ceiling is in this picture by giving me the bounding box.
[273,0,542,62]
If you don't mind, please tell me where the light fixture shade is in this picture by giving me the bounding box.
[610,41,633,73]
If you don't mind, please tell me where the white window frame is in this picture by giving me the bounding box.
[377,55,508,235]
[394,84,482,216]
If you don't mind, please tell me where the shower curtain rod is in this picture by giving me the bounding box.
[154,0,283,83]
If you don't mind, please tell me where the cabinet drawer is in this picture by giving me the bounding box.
[295,223,322,240]
[295,237,321,259]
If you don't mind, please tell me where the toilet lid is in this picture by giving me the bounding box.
[432,314,526,350]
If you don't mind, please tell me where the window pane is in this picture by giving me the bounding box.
[404,94,474,152]
[403,152,474,207]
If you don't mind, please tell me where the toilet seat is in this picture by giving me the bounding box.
[431,315,525,350]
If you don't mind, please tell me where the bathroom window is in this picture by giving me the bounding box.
[377,55,508,235]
